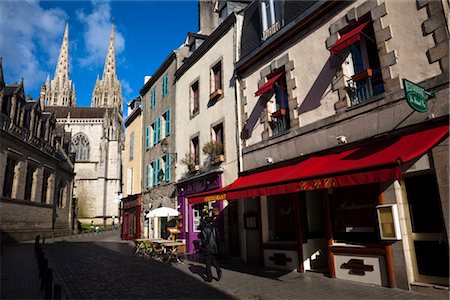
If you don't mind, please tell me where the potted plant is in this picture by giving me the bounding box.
[202,141,224,164]
[180,152,199,172]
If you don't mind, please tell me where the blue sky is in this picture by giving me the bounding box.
[0,0,198,114]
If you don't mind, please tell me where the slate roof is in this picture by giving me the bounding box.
[45,106,107,119]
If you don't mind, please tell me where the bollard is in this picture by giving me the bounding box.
[35,235,40,250]
[44,268,53,299]
[53,283,62,299]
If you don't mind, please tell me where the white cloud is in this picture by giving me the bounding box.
[121,79,133,98]
[0,0,67,93]
[77,1,125,69]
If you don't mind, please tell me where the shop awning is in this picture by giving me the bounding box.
[255,72,285,96]
[329,22,368,55]
[188,125,448,204]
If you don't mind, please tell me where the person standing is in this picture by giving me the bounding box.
[200,217,222,282]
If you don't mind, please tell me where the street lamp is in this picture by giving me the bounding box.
[160,138,177,162]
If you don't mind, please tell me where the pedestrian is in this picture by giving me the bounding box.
[200,216,222,282]
[89,221,95,232]
[112,219,115,232]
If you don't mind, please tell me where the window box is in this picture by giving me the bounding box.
[351,68,372,82]
[212,154,225,165]
[189,165,201,172]
[209,88,223,102]
[271,108,287,118]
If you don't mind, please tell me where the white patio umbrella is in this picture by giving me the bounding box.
[146,206,179,218]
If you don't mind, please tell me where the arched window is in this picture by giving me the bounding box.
[71,133,90,161]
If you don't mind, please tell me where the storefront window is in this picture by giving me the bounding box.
[267,194,296,242]
[330,184,379,243]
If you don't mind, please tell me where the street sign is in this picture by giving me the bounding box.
[403,79,435,113]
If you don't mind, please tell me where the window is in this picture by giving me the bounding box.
[3,157,17,198]
[129,132,134,161]
[190,81,199,117]
[266,71,290,136]
[150,88,156,109]
[41,170,50,204]
[145,125,150,149]
[57,182,65,208]
[191,136,200,166]
[71,133,90,161]
[151,118,161,147]
[340,21,384,106]
[162,109,171,137]
[212,123,224,156]
[267,194,296,242]
[260,0,281,40]
[210,61,223,100]
[162,74,169,97]
[24,163,37,201]
[152,159,161,187]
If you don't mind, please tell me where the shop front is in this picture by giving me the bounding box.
[121,194,142,240]
[176,169,225,254]
[188,124,449,287]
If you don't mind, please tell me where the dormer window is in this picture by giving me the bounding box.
[260,0,281,40]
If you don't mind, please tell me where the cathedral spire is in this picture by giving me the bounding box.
[54,23,69,83]
[102,23,117,81]
[41,23,76,107]
[91,23,122,112]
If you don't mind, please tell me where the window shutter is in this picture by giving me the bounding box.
[152,122,156,146]
[165,109,171,137]
[165,154,171,182]
[145,164,149,189]
[145,125,150,149]
[156,158,161,185]
[156,117,161,143]
[152,161,156,187]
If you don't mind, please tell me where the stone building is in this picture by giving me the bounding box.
[0,59,75,242]
[187,0,449,296]
[43,24,123,227]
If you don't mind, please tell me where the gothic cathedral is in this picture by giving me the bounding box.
[42,24,124,227]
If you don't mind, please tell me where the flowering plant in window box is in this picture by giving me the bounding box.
[202,141,224,165]
[181,152,199,172]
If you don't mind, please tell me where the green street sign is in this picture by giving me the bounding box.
[403,79,435,113]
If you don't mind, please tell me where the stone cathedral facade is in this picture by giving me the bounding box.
[42,24,123,226]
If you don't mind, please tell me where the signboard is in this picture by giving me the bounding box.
[403,79,435,112]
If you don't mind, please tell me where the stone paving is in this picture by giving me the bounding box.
[2,232,445,299]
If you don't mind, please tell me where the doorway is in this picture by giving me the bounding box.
[228,201,240,257]
[404,172,449,285]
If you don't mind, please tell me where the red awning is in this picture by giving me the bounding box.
[255,72,285,96]
[329,22,368,55]
[188,125,449,204]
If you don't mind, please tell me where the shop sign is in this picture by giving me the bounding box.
[299,177,336,190]
[403,79,435,112]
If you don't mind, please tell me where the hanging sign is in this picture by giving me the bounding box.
[403,79,435,112]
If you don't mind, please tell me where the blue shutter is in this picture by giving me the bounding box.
[145,164,149,189]
[156,117,161,143]
[156,158,161,185]
[162,74,168,97]
[165,109,171,137]
[151,161,156,187]
[152,122,156,146]
[151,88,156,108]
[145,125,150,149]
[165,154,171,182]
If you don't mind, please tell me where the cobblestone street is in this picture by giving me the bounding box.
[2,232,444,300]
